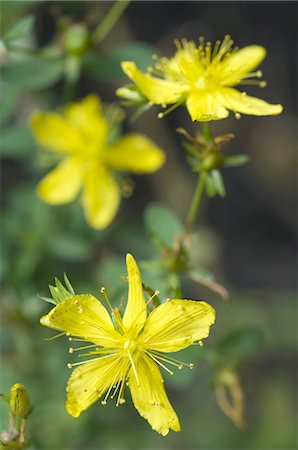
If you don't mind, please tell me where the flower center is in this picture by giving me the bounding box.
[196,75,206,89]
[123,339,138,354]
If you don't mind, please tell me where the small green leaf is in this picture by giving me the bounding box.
[0,83,24,124]
[205,174,217,197]
[111,41,157,71]
[212,327,264,367]
[38,295,57,306]
[48,234,92,261]
[0,393,10,404]
[63,273,75,295]
[48,275,75,305]
[1,57,64,89]
[0,124,34,158]
[224,155,250,167]
[84,41,157,81]
[2,15,35,43]
[182,141,202,159]
[211,169,226,197]
[144,202,184,248]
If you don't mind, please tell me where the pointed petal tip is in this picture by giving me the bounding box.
[66,402,81,418]
[275,104,283,114]
[121,61,135,75]
[40,315,50,327]
[126,253,135,263]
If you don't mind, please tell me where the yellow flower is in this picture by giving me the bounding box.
[40,254,216,435]
[31,95,165,229]
[118,36,283,122]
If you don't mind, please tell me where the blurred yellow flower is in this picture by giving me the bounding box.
[40,254,216,435]
[118,36,283,122]
[31,95,165,229]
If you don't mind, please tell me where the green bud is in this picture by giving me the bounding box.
[62,24,89,55]
[10,384,32,419]
[116,86,143,102]
[200,152,225,172]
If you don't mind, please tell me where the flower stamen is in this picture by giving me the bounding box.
[100,287,113,311]
[146,352,174,376]
[149,350,194,370]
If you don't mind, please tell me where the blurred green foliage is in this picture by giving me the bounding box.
[0,1,296,449]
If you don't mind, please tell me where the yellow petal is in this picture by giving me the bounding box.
[30,111,82,153]
[129,353,180,435]
[103,133,165,174]
[186,92,229,122]
[122,254,147,333]
[82,163,120,229]
[139,300,216,352]
[220,88,283,116]
[37,157,83,205]
[40,294,121,346]
[64,95,108,148]
[220,46,266,86]
[66,354,125,417]
[121,61,186,105]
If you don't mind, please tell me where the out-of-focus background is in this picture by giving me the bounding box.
[0,1,297,449]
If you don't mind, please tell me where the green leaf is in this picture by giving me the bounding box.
[48,234,93,262]
[205,174,217,197]
[182,141,202,159]
[48,275,75,305]
[1,57,64,89]
[2,15,35,43]
[111,41,156,71]
[0,84,24,125]
[0,124,34,158]
[212,327,264,367]
[39,295,57,306]
[84,41,157,81]
[211,169,226,197]
[224,154,250,167]
[144,202,184,248]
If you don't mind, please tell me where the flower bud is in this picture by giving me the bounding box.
[200,152,225,172]
[10,384,32,419]
[62,24,89,56]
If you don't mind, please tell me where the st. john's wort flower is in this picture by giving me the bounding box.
[117,36,283,122]
[31,95,165,229]
[40,254,216,435]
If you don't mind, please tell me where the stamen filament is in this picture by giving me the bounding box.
[150,350,194,369]
[146,290,160,307]
[67,353,117,368]
[128,351,140,385]
[44,332,66,341]
[100,287,113,311]
[158,99,185,118]
[146,352,174,376]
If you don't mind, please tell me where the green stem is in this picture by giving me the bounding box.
[185,122,212,228]
[186,173,206,228]
[201,122,213,144]
[92,0,131,45]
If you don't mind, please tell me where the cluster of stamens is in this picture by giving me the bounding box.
[147,35,267,120]
[60,288,199,407]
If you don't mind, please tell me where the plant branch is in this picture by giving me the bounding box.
[92,0,131,45]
